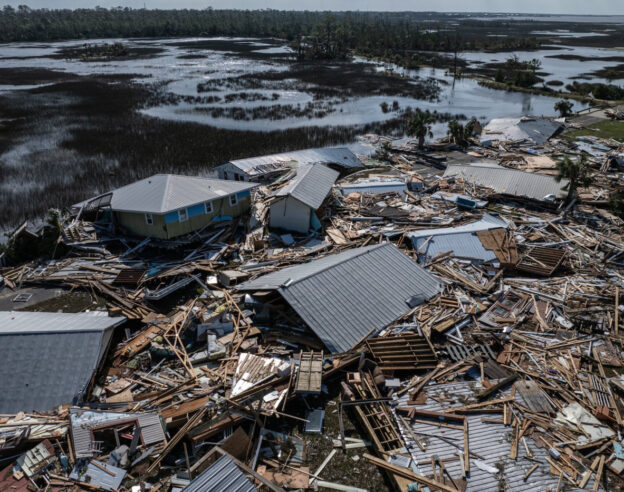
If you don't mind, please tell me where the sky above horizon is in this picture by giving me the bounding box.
[1,1,622,15]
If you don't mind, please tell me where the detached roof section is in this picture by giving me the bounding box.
[228,147,361,177]
[482,117,564,145]
[76,174,257,215]
[183,454,258,492]
[0,311,125,414]
[409,214,508,263]
[444,164,569,202]
[274,163,339,209]
[238,243,442,353]
[70,408,166,458]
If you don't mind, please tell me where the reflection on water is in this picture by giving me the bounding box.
[0,36,597,137]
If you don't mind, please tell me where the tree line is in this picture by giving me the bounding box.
[0,7,540,66]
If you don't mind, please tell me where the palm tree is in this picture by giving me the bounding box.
[555,155,593,203]
[447,119,475,148]
[407,110,434,150]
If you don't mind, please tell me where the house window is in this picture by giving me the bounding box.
[178,208,188,222]
[145,213,153,225]
[223,171,228,180]
[229,194,238,206]
[205,201,213,214]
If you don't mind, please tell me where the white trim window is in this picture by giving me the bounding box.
[229,194,238,206]
[178,208,188,222]
[204,201,213,214]
[145,213,153,225]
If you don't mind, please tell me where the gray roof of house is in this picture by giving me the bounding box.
[69,460,125,491]
[482,117,564,145]
[237,243,442,353]
[70,408,166,458]
[340,179,407,196]
[226,147,361,176]
[274,163,339,209]
[76,174,257,215]
[444,164,569,201]
[0,311,125,414]
[409,215,508,263]
[183,454,257,492]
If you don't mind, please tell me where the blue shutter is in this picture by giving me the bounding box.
[187,203,205,217]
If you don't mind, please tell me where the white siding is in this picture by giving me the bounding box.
[269,197,311,233]
[214,162,249,181]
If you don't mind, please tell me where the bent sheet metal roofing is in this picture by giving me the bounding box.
[228,147,361,176]
[444,164,569,201]
[237,243,442,353]
[89,174,256,214]
[273,163,339,210]
[182,454,257,492]
[0,311,125,414]
[408,214,508,263]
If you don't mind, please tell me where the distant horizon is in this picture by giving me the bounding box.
[1,1,623,16]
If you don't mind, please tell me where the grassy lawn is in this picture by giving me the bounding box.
[563,119,624,142]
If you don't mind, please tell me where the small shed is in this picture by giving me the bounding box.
[269,164,339,234]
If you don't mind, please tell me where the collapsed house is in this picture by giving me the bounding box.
[73,174,257,239]
[237,243,442,353]
[480,116,564,146]
[443,164,569,203]
[269,163,339,233]
[214,147,361,182]
[0,311,125,413]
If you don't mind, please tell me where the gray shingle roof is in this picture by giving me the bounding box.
[85,174,257,214]
[228,147,361,176]
[274,163,339,209]
[0,311,125,414]
[183,454,257,492]
[237,243,442,353]
[444,164,569,201]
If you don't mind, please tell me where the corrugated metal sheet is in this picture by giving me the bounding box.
[70,460,125,491]
[77,174,257,214]
[413,232,497,262]
[227,147,361,176]
[0,311,125,334]
[238,243,442,353]
[482,117,563,144]
[0,312,124,414]
[395,382,584,491]
[408,214,508,263]
[183,454,257,492]
[70,409,166,458]
[274,163,339,210]
[444,164,569,201]
[340,179,407,196]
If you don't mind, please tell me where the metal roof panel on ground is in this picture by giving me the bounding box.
[237,243,442,353]
[228,147,361,175]
[0,312,124,414]
[274,163,339,209]
[482,117,563,145]
[340,179,408,196]
[408,214,508,262]
[394,381,585,491]
[182,454,257,492]
[443,164,569,201]
[74,174,257,214]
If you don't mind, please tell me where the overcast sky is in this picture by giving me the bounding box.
[1,1,622,15]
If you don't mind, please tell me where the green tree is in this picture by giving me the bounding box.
[555,155,593,204]
[554,99,574,117]
[407,110,434,150]
[447,119,475,149]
